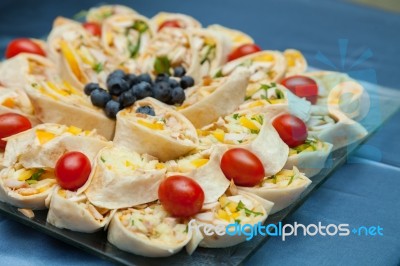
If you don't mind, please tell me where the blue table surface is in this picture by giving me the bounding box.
[0,0,399,265]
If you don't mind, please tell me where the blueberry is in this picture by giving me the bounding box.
[84,82,100,96]
[132,81,152,99]
[155,73,170,83]
[173,66,186,77]
[168,78,179,88]
[104,100,121,119]
[136,105,155,116]
[90,89,112,108]
[124,73,139,87]
[119,90,137,108]
[107,77,129,96]
[170,87,186,104]
[180,76,195,89]
[152,81,172,103]
[137,73,153,84]
[107,69,125,83]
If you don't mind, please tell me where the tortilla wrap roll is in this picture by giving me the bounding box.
[198,112,288,176]
[0,166,57,210]
[114,98,198,161]
[152,12,201,30]
[101,13,154,72]
[238,82,311,122]
[213,50,287,90]
[25,79,115,139]
[306,106,367,150]
[0,53,56,90]
[86,5,138,23]
[165,145,230,204]
[179,68,250,128]
[3,123,111,169]
[283,49,307,77]
[190,192,273,248]
[0,87,41,126]
[85,146,166,209]
[137,27,201,79]
[108,203,192,257]
[207,24,254,50]
[238,167,311,214]
[46,186,115,233]
[305,71,366,119]
[285,139,333,178]
[47,18,110,90]
[188,28,232,81]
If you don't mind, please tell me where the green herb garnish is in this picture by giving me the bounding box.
[92,62,104,73]
[232,113,240,120]
[73,10,88,20]
[131,219,135,226]
[154,56,171,75]
[288,175,295,186]
[100,156,106,163]
[251,115,264,125]
[214,69,223,78]
[276,89,285,99]
[250,129,259,134]
[200,44,216,64]
[234,219,241,224]
[128,39,141,58]
[236,200,263,217]
[131,20,149,34]
[29,169,45,181]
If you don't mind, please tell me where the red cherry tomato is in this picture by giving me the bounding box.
[227,44,262,62]
[5,38,46,59]
[158,20,182,31]
[0,113,32,150]
[272,114,308,148]
[158,175,204,217]
[83,22,102,37]
[280,75,319,104]
[55,152,92,191]
[220,148,265,187]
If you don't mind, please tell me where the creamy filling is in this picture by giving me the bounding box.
[220,53,277,82]
[99,148,164,174]
[128,104,197,145]
[34,124,104,145]
[260,167,306,189]
[195,194,265,225]
[105,18,151,59]
[141,29,192,73]
[198,113,263,147]
[3,165,56,196]
[165,149,211,173]
[289,138,328,156]
[119,205,188,245]
[0,90,34,114]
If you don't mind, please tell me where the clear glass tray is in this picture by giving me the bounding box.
[0,82,399,266]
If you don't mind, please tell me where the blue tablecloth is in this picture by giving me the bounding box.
[1,0,399,265]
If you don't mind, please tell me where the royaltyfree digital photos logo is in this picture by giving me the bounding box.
[187,219,384,241]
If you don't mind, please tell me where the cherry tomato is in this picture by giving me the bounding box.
[227,44,262,62]
[220,148,265,187]
[0,113,32,150]
[280,75,319,104]
[158,20,182,31]
[272,114,308,148]
[5,38,46,59]
[158,175,204,217]
[83,22,102,37]
[55,152,92,191]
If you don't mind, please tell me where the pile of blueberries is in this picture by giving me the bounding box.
[84,66,194,119]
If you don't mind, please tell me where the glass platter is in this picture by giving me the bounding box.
[0,81,399,266]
